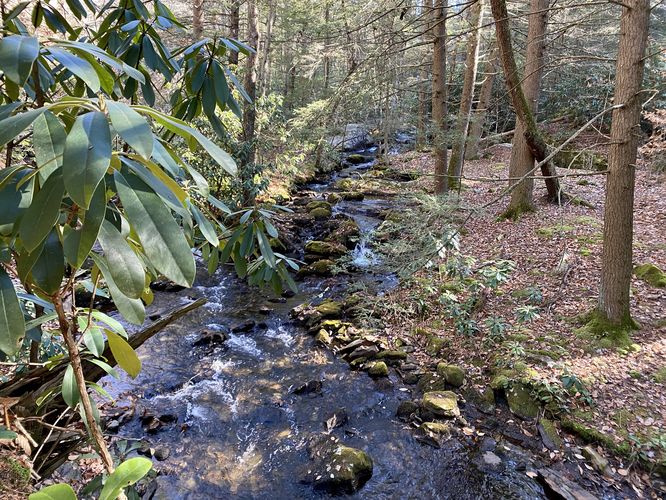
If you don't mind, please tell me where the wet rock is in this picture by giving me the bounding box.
[346,153,373,164]
[335,178,355,191]
[348,344,379,360]
[417,373,447,392]
[538,419,562,451]
[306,435,373,494]
[310,207,332,220]
[368,361,389,378]
[537,468,598,500]
[436,363,466,388]
[582,446,611,476]
[479,437,497,452]
[140,412,177,434]
[231,320,256,333]
[327,193,342,204]
[193,327,229,347]
[282,289,296,298]
[482,451,502,467]
[326,219,360,248]
[324,408,349,431]
[421,422,450,436]
[422,391,460,418]
[315,329,332,345]
[305,240,347,257]
[506,383,540,420]
[315,299,342,318]
[338,338,367,354]
[153,446,170,461]
[306,200,332,212]
[294,380,323,395]
[340,191,365,201]
[297,259,335,277]
[396,400,419,420]
[291,303,322,327]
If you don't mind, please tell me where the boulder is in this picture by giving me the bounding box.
[421,422,450,436]
[305,240,347,257]
[340,191,365,201]
[634,263,666,288]
[422,391,460,418]
[310,207,332,220]
[436,363,465,388]
[306,435,373,494]
[368,361,389,378]
[326,219,360,248]
[417,372,447,392]
[346,154,373,164]
[327,193,342,204]
[297,259,335,277]
[396,400,419,420]
[315,299,342,318]
[306,200,332,212]
[506,383,539,420]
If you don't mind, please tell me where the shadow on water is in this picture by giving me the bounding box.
[102,146,548,499]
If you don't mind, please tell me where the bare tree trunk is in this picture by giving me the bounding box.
[192,0,204,40]
[323,1,331,92]
[432,0,448,195]
[490,0,562,203]
[259,0,276,96]
[597,0,650,329]
[448,0,484,188]
[242,0,259,205]
[503,0,548,217]
[466,47,498,160]
[417,0,433,148]
[229,0,240,65]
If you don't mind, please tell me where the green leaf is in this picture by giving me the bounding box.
[0,35,39,86]
[33,111,66,183]
[91,253,145,325]
[0,267,26,356]
[0,168,33,237]
[63,111,112,208]
[106,101,153,158]
[0,107,46,149]
[105,330,141,379]
[190,203,219,247]
[62,364,80,407]
[115,171,195,287]
[98,220,145,299]
[19,171,64,253]
[0,425,18,440]
[87,358,119,379]
[256,229,276,268]
[91,310,127,337]
[29,483,77,500]
[63,179,106,268]
[48,47,101,92]
[82,326,105,357]
[31,229,65,294]
[99,457,152,500]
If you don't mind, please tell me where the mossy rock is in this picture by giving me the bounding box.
[341,191,365,201]
[310,207,332,220]
[315,299,342,318]
[306,200,332,212]
[560,419,632,457]
[327,193,342,204]
[335,179,355,191]
[436,363,465,388]
[425,335,445,356]
[326,219,360,248]
[376,350,408,361]
[417,372,448,392]
[315,329,332,345]
[305,240,347,257]
[297,259,335,277]
[536,224,574,238]
[368,361,389,378]
[506,382,540,419]
[554,149,607,171]
[634,263,666,288]
[538,418,562,450]
[422,391,460,418]
[421,422,451,436]
[310,443,373,494]
[654,366,666,384]
[346,154,372,164]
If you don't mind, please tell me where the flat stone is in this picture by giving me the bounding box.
[422,391,460,418]
[482,451,502,467]
[421,422,450,436]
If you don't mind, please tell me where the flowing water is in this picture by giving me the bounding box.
[102,147,552,499]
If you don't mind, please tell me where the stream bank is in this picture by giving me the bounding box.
[96,140,627,499]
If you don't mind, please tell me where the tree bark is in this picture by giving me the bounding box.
[448,0,484,188]
[490,0,562,203]
[229,0,240,65]
[259,0,276,96]
[597,0,650,327]
[192,0,204,40]
[242,0,259,206]
[432,0,449,195]
[504,0,548,216]
[466,47,498,160]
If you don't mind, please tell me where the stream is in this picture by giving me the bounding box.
[101,146,555,499]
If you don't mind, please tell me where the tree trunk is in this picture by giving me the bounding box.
[504,0,548,217]
[229,0,240,65]
[466,48,498,160]
[597,0,650,328]
[432,0,448,195]
[490,0,562,203]
[192,0,204,40]
[448,0,484,188]
[323,1,331,92]
[259,0,276,96]
[242,0,259,206]
[417,0,433,148]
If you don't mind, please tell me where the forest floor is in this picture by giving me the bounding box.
[358,139,666,494]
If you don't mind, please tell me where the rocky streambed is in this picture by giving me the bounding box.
[99,145,620,499]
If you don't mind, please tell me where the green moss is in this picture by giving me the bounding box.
[507,382,540,419]
[436,363,465,387]
[499,202,535,221]
[536,224,574,238]
[306,200,332,211]
[310,207,332,219]
[561,419,631,456]
[368,361,389,377]
[422,391,460,418]
[634,263,666,288]
[574,309,639,350]
[539,418,562,449]
[654,366,666,384]
[425,335,446,356]
[315,299,342,318]
[612,409,633,429]
[305,240,347,257]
